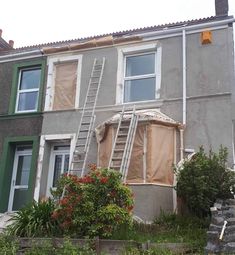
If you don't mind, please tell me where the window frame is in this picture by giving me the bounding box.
[47,144,70,196]
[15,66,41,113]
[116,43,162,104]
[44,54,82,111]
[123,52,157,103]
[9,60,46,115]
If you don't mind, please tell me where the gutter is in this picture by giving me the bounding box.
[0,49,43,63]
[139,17,235,39]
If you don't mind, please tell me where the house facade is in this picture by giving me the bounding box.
[0,0,234,221]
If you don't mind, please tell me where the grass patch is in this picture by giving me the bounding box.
[111,212,209,254]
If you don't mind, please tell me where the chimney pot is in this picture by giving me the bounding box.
[8,40,14,48]
[0,29,2,38]
[215,0,229,16]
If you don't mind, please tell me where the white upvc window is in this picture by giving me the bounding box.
[116,43,162,104]
[47,145,70,194]
[15,67,41,113]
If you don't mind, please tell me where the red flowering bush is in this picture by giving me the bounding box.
[51,166,134,238]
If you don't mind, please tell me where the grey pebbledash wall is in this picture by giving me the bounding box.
[41,26,234,163]
[39,24,235,218]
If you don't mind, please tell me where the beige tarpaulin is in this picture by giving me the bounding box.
[126,125,145,183]
[96,110,179,185]
[146,124,174,185]
[99,126,113,167]
[53,61,77,110]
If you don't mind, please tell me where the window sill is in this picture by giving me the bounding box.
[0,112,42,120]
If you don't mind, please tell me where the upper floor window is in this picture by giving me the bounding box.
[124,53,156,103]
[8,60,45,115]
[116,43,161,104]
[15,67,41,113]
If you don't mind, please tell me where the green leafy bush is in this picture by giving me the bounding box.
[24,239,96,255]
[0,234,18,255]
[175,146,235,217]
[7,198,60,237]
[52,166,134,238]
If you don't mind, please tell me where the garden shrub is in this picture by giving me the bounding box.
[7,198,59,237]
[24,239,96,255]
[0,234,18,255]
[51,165,134,238]
[175,146,235,217]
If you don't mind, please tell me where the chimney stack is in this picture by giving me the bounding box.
[0,29,2,38]
[215,0,229,16]
[8,40,14,48]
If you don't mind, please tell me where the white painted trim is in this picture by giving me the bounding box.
[232,121,235,170]
[44,54,82,111]
[143,126,147,183]
[173,129,178,213]
[34,136,45,201]
[33,133,76,201]
[116,42,161,104]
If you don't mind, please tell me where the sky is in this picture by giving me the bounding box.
[0,0,235,48]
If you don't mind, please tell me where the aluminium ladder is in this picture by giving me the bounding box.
[70,57,105,177]
[108,106,139,181]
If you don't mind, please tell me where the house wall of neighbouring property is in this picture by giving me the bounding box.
[0,57,46,157]
[0,57,46,212]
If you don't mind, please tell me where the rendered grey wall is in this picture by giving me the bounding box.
[130,185,173,221]
[42,26,234,165]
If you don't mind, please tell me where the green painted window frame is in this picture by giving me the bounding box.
[8,60,46,115]
[0,136,39,212]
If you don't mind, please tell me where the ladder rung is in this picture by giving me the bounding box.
[112,166,120,169]
[81,122,90,125]
[116,141,126,144]
[114,149,124,152]
[118,134,127,137]
[76,144,86,147]
[112,157,122,161]
[70,169,82,172]
[72,160,84,163]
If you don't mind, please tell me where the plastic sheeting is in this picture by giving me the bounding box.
[95,109,181,143]
[146,124,174,185]
[53,61,77,110]
[97,121,176,185]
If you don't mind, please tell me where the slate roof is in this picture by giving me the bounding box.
[0,14,233,55]
[0,37,12,51]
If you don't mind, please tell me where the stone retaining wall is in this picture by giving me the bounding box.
[205,199,235,254]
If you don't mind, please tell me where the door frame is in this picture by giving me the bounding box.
[8,146,32,212]
[46,144,70,197]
